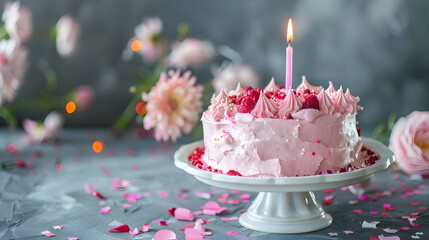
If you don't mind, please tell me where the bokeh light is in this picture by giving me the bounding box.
[135,102,147,115]
[66,101,76,114]
[92,141,104,153]
[130,40,142,52]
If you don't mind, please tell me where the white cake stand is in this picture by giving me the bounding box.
[174,137,394,234]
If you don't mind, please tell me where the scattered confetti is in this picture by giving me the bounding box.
[174,208,194,221]
[109,224,130,232]
[324,195,334,201]
[154,229,176,240]
[227,230,239,236]
[362,221,380,229]
[343,230,354,234]
[53,225,63,230]
[201,201,227,215]
[328,232,338,236]
[129,227,139,236]
[378,235,400,240]
[99,206,111,214]
[383,228,398,233]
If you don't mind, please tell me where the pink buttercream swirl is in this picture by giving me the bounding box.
[206,90,237,121]
[251,90,277,118]
[317,90,335,115]
[296,76,322,94]
[221,130,234,143]
[334,87,355,114]
[264,78,279,92]
[278,90,302,118]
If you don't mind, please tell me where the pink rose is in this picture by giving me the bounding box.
[389,111,429,175]
[2,1,32,43]
[56,15,80,58]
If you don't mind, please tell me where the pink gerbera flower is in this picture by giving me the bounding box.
[133,17,165,62]
[0,39,28,105]
[142,70,203,142]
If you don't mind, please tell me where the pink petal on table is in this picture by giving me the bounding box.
[123,203,132,208]
[140,223,150,233]
[177,193,189,199]
[343,230,354,234]
[324,195,334,201]
[239,194,251,199]
[109,224,130,232]
[195,191,212,199]
[227,230,239,236]
[68,238,79,240]
[99,206,111,214]
[158,191,169,199]
[174,208,194,221]
[53,225,63,229]
[202,232,212,236]
[419,206,427,210]
[400,226,410,230]
[353,209,362,214]
[383,203,394,211]
[154,230,176,240]
[409,219,422,227]
[378,235,400,240]
[340,187,348,191]
[231,190,240,194]
[328,232,338,236]
[242,200,250,203]
[186,224,194,227]
[201,201,227,215]
[222,216,239,221]
[240,209,247,213]
[193,210,203,215]
[393,173,400,180]
[113,178,121,185]
[369,211,378,215]
[84,183,95,194]
[348,200,358,205]
[127,197,136,203]
[383,228,398,233]
[122,180,131,188]
[155,220,167,226]
[129,227,139,236]
[229,199,240,204]
[44,232,56,237]
[358,194,368,200]
[419,185,427,189]
[185,228,203,240]
[92,191,106,199]
[220,192,230,198]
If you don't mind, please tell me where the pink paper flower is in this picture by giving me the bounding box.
[167,38,214,69]
[389,111,429,175]
[133,17,165,62]
[142,70,203,142]
[0,39,28,105]
[23,112,63,144]
[56,15,80,58]
[212,64,259,94]
[2,1,32,43]
[73,85,93,110]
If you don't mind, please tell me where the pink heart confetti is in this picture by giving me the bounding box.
[53,225,63,230]
[343,230,354,234]
[227,230,239,236]
[186,224,194,227]
[159,191,169,199]
[140,223,150,233]
[328,232,338,236]
[154,229,176,240]
[383,228,398,233]
[341,187,349,191]
[369,237,379,240]
[239,194,251,199]
[99,206,111,214]
[41,231,55,237]
[222,216,239,221]
[240,209,247,213]
[378,235,400,240]
[229,199,240,204]
[201,201,228,215]
[155,220,167,226]
[109,224,130,232]
[323,189,334,193]
[174,208,194,221]
[129,227,139,236]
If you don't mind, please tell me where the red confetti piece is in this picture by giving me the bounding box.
[168,207,176,216]
[323,189,334,193]
[418,207,426,210]
[227,230,239,236]
[322,200,332,205]
[185,224,194,227]
[155,220,167,226]
[400,226,410,230]
[6,143,19,155]
[381,213,390,216]
[240,209,247,213]
[109,224,130,232]
[44,232,56,237]
[14,159,26,168]
[383,203,394,211]
[92,191,105,199]
[410,212,419,217]
[369,211,378,215]
[371,198,378,202]
[229,199,240,204]
[140,223,149,233]
[358,194,368,200]
[353,209,362,214]
[370,236,379,240]
[393,173,400,180]
[409,219,421,227]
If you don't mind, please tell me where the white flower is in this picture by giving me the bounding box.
[212,64,259,93]
[0,39,28,105]
[133,17,165,62]
[23,112,63,143]
[56,15,80,58]
[167,38,214,69]
[2,1,32,43]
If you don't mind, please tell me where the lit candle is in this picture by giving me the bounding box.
[285,18,293,90]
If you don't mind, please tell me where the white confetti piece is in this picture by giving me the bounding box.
[362,221,380,229]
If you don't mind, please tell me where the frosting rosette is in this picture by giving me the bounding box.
[389,111,429,175]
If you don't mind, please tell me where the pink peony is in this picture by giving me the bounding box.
[56,15,80,58]
[167,38,214,69]
[23,112,64,144]
[142,70,203,142]
[0,39,28,105]
[212,64,259,93]
[73,85,93,110]
[389,111,429,175]
[134,17,165,62]
[2,1,32,43]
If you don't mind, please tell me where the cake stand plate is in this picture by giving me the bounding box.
[174,137,394,234]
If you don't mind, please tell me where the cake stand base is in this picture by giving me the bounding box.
[239,192,332,234]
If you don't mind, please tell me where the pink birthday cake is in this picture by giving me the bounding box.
[189,77,378,177]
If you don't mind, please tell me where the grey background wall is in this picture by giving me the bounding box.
[4,0,429,132]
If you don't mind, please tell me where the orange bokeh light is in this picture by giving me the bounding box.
[130,40,143,52]
[92,141,103,153]
[66,101,76,114]
[135,102,147,115]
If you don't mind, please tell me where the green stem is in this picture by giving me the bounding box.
[0,106,17,129]
[6,95,69,112]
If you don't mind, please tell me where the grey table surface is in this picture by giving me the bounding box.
[0,129,427,240]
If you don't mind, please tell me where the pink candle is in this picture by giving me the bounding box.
[285,18,293,90]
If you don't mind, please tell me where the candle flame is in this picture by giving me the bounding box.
[287,18,293,43]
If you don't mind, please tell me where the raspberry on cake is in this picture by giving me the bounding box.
[198,76,367,177]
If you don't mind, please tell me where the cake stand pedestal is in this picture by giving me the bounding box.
[174,138,394,234]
